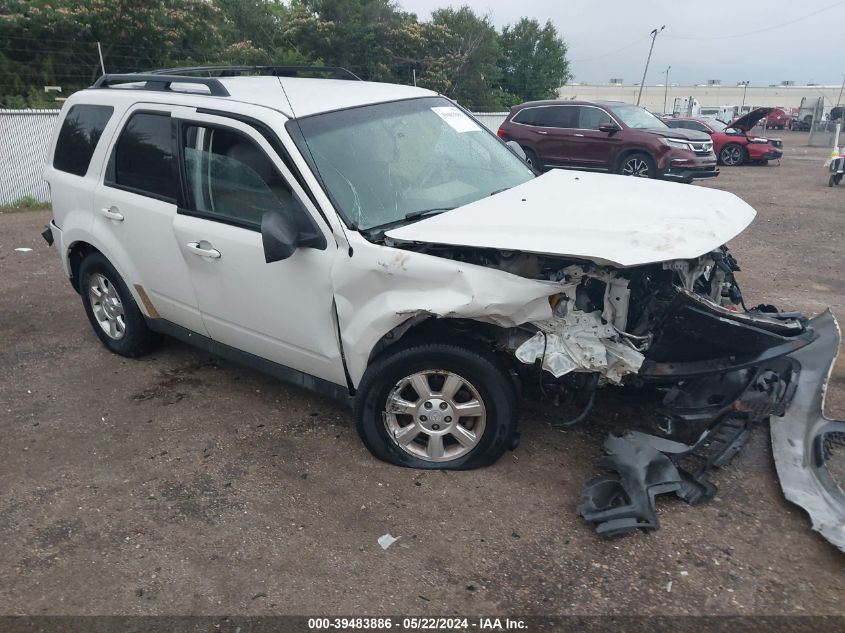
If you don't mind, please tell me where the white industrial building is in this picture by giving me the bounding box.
[558,82,844,114]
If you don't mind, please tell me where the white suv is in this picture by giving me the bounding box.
[43,68,838,490]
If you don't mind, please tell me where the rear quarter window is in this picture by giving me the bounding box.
[53,104,114,176]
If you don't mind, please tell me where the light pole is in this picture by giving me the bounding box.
[740,80,749,111]
[836,74,845,108]
[636,25,665,106]
[663,66,671,114]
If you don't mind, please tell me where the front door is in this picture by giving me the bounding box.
[567,106,623,170]
[170,113,345,386]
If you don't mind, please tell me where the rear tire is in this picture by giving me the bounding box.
[79,253,157,357]
[522,147,542,171]
[354,342,519,470]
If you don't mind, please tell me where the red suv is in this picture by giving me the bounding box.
[664,108,783,166]
[497,100,718,183]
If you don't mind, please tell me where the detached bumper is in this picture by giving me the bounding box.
[771,310,845,553]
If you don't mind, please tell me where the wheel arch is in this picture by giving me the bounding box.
[366,316,511,370]
[67,240,102,293]
[614,147,658,172]
[66,238,145,316]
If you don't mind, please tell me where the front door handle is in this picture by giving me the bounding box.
[186,241,221,259]
[535,130,549,135]
[574,133,585,137]
[100,206,124,221]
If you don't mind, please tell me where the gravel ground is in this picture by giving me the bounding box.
[0,136,843,617]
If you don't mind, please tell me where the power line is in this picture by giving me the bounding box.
[569,34,650,63]
[664,0,845,40]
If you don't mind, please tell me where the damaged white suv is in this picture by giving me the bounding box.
[44,68,844,547]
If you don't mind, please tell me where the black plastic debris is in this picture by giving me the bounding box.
[577,435,682,537]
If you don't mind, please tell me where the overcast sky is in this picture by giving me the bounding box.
[396,0,844,86]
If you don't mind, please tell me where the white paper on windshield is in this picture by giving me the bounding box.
[431,106,481,133]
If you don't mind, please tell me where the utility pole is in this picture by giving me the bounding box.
[97,42,106,75]
[636,25,665,106]
[740,80,749,111]
[836,74,845,108]
[663,66,671,114]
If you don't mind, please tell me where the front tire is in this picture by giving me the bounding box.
[618,152,655,178]
[719,144,746,166]
[79,253,157,357]
[354,342,519,470]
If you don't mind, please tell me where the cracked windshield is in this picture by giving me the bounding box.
[291,96,534,230]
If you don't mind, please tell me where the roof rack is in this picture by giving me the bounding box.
[92,73,230,96]
[148,65,362,81]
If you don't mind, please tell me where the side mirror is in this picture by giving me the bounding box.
[599,122,621,134]
[505,140,527,160]
[261,210,299,263]
[261,207,328,264]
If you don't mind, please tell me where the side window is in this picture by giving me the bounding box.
[181,124,295,228]
[537,106,578,129]
[512,108,538,126]
[53,104,114,176]
[111,112,177,200]
[579,107,613,130]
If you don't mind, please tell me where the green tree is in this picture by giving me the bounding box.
[499,17,570,102]
[0,0,225,105]
[282,0,412,80]
[429,6,501,110]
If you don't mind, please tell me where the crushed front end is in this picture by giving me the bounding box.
[490,247,840,549]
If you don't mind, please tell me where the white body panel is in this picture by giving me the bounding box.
[174,214,345,384]
[332,232,560,385]
[386,170,756,268]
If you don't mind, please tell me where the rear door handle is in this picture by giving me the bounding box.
[186,241,221,259]
[100,207,124,221]
[535,130,549,135]
[574,133,585,137]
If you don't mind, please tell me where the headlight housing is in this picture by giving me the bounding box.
[664,138,693,150]
[748,137,770,144]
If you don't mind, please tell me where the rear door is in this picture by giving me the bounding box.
[567,106,624,170]
[533,105,579,166]
[92,105,206,334]
[170,112,346,386]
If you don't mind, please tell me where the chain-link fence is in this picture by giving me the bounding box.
[0,109,60,205]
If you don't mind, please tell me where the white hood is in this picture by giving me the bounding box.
[385,170,756,267]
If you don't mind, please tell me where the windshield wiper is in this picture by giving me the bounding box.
[404,207,455,220]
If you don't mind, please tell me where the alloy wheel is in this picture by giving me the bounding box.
[622,157,651,177]
[87,272,126,340]
[721,146,743,166]
[383,370,486,463]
